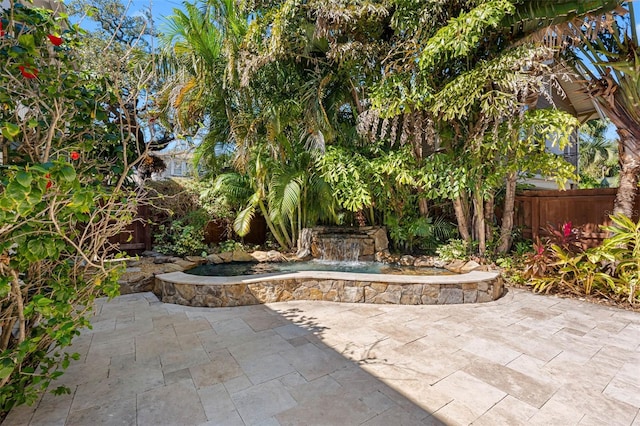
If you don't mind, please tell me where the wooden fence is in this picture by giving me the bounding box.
[514,188,640,247]
[204,215,267,245]
[109,205,152,254]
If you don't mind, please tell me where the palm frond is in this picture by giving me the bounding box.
[234,193,259,236]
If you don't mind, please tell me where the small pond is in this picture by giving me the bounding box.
[186,260,454,277]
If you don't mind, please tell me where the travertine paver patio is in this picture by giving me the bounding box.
[3,288,640,425]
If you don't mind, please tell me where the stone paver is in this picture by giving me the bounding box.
[3,288,640,425]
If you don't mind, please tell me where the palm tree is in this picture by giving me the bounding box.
[504,1,638,215]
[578,120,619,186]
[572,19,639,216]
[158,0,250,172]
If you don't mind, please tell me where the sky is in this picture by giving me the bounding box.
[67,0,184,35]
[121,0,183,27]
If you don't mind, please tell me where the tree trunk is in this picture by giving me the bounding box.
[278,220,293,249]
[472,189,485,255]
[613,134,640,218]
[498,172,518,253]
[419,197,429,217]
[452,195,471,242]
[258,200,289,249]
[484,192,495,245]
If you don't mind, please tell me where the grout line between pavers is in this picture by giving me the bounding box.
[631,407,640,426]
[475,393,508,423]
[63,386,79,426]
[542,349,563,368]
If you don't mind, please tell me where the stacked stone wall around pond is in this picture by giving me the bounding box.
[153,273,503,308]
[298,226,389,261]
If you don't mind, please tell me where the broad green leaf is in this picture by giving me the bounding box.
[0,365,14,380]
[16,201,32,217]
[17,34,36,53]
[59,165,77,182]
[0,276,10,298]
[15,171,32,188]
[27,239,47,260]
[6,181,28,200]
[1,122,20,141]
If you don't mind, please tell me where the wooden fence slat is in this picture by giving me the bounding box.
[109,205,152,255]
[514,188,640,247]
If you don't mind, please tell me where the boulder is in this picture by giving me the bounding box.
[250,250,271,262]
[163,263,185,273]
[444,259,466,274]
[173,259,198,269]
[119,271,155,294]
[414,256,436,267]
[434,258,448,268]
[218,251,233,262]
[460,260,481,273]
[251,250,286,262]
[375,249,394,263]
[361,240,375,256]
[120,271,146,282]
[371,228,389,252]
[206,253,224,264]
[232,250,255,262]
[185,255,206,265]
[399,255,416,266]
[267,250,286,262]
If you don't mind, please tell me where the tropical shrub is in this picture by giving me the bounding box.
[0,3,145,416]
[386,215,457,254]
[541,221,582,254]
[154,220,209,257]
[153,203,211,257]
[436,239,478,262]
[601,214,640,303]
[531,245,614,296]
[519,217,640,304]
[0,163,127,412]
[214,240,245,254]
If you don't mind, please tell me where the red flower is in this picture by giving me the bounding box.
[70,151,80,161]
[563,222,572,238]
[18,65,38,79]
[47,34,63,46]
[0,21,5,37]
[45,174,52,190]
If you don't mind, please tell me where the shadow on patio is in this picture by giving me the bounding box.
[4,288,640,425]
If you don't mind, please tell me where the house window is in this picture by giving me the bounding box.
[174,160,183,176]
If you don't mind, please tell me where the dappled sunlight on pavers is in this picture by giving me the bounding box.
[3,289,640,425]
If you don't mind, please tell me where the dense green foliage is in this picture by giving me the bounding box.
[156,0,595,256]
[515,216,640,304]
[578,119,619,188]
[0,2,145,414]
[146,179,212,256]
